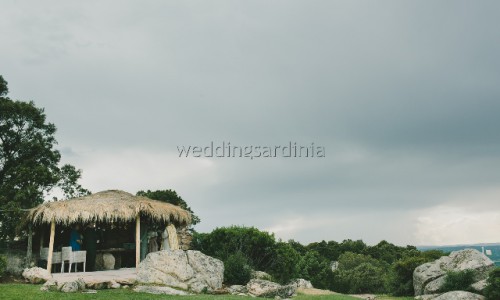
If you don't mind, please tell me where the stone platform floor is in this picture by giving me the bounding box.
[52,268,137,286]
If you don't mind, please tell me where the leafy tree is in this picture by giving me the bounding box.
[268,241,301,284]
[307,240,341,261]
[56,164,90,199]
[0,75,89,243]
[297,250,333,289]
[0,75,7,96]
[339,239,367,254]
[136,189,200,225]
[332,252,387,294]
[386,253,427,296]
[192,226,276,271]
[484,268,500,300]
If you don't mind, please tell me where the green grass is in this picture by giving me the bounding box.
[0,284,414,300]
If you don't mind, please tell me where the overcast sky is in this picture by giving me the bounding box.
[2,1,500,246]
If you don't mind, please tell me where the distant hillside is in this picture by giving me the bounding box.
[418,243,500,266]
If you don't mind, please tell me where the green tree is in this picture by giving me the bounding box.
[192,226,276,271]
[297,250,333,289]
[0,75,88,243]
[56,164,91,199]
[0,75,8,96]
[268,241,301,284]
[136,189,200,225]
[332,251,387,294]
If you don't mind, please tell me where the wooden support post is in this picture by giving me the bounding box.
[47,219,55,273]
[135,214,140,269]
[26,223,33,264]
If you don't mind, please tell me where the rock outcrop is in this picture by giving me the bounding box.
[433,291,485,300]
[22,267,52,284]
[413,249,494,296]
[246,279,297,298]
[137,250,224,293]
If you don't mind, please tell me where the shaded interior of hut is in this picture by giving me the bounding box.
[36,219,169,272]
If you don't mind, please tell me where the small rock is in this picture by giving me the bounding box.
[22,267,52,284]
[108,280,120,289]
[228,285,248,294]
[40,279,58,292]
[471,279,488,293]
[289,278,313,289]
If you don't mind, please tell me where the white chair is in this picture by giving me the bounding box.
[72,250,87,272]
[61,247,73,273]
[40,247,62,272]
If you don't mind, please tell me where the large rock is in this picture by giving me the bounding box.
[413,249,494,295]
[102,253,115,270]
[22,267,52,284]
[137,250,224,293]
[246,279,297,298]
[433,291,485,300]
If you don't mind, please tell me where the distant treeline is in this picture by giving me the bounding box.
[192,225,446,296]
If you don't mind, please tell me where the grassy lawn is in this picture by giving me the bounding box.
[0,284,414,300]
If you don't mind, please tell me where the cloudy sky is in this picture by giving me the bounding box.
[2,1,500,246]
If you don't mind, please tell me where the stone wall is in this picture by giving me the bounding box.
[177,226,193,250]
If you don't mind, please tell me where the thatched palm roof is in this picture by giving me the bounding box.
[26,190,191,226]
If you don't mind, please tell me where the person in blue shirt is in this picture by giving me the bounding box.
[70,224,83,251]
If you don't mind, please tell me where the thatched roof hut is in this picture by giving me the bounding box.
[27,190,191,226]
[25,190,192,273]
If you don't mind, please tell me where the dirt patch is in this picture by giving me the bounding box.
[297,287,338,295]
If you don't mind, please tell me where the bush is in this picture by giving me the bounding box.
[0,255,6,277]
[440,269,475,293]
[224,251,253,285]
[484,268,500,300]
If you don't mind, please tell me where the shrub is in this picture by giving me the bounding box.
[484,268,500,300]
[440,269,475,293]
[224,251,253,285]
[0,255,6,277]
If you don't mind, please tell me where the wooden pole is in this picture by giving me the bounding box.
[47,219,55,273]
[26,223,33,264]
[135,214,140,269]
